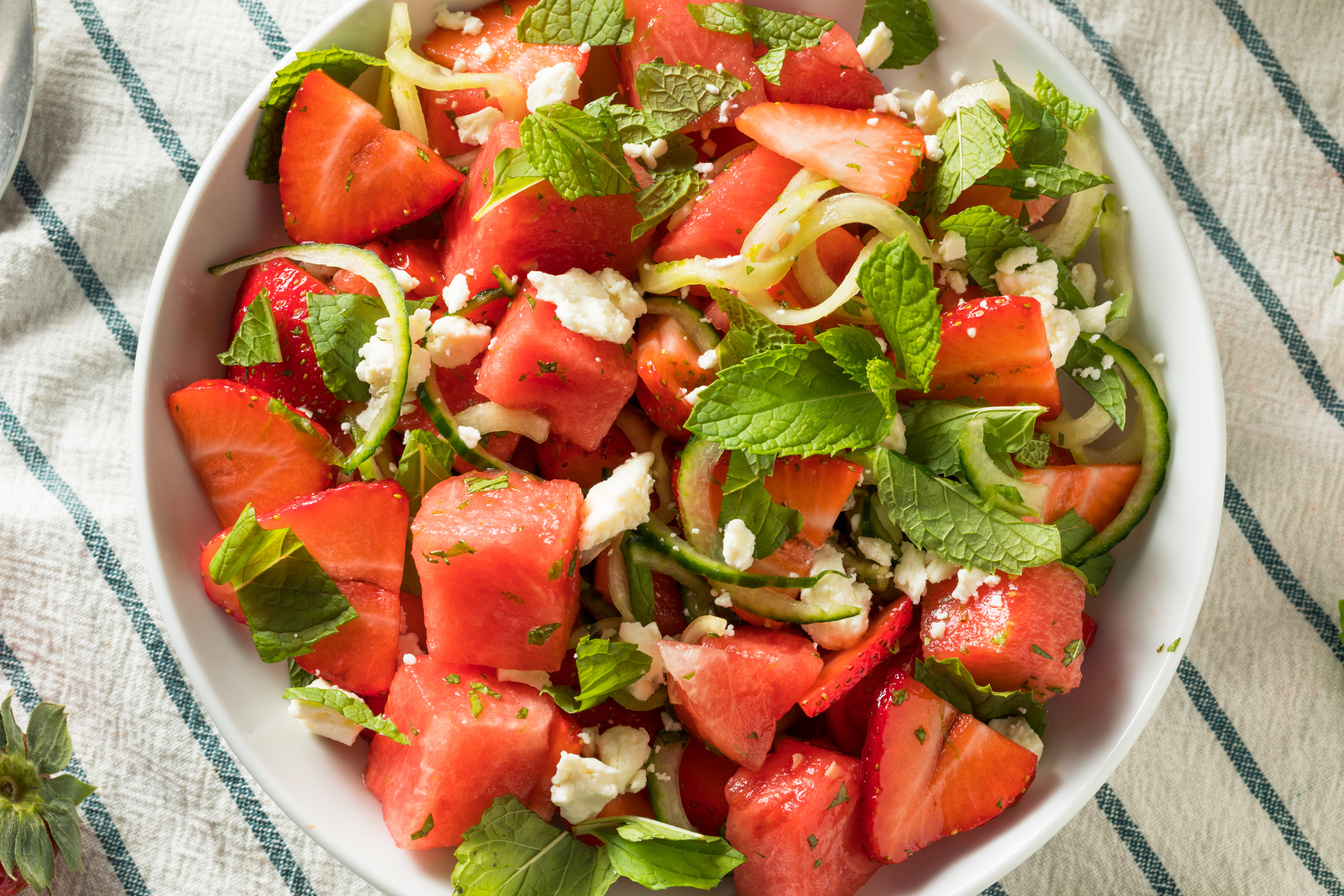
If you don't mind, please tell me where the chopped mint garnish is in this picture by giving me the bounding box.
[282,686,409,744]
[516,0,632,47]
[634,167,705,240]
[914,726,927,744]
[217,290,283,367]
[474,146,547,220]
[521,102,638,202]
[717,451,802,559]
[209,504,355,664]
[410,814,434,841]
[528,623,562,646]
[826,782,849,809]
[633,62,749,135]
[980,165,1110,200]
[932,101,1008,213]
[464,472,511,494]
[1014,434,1052,469]
[914,656,1048,736]
[687,4,832,84]
[1030,644,1053,659]
[1062,639,1085,667]
[859,0,938,69]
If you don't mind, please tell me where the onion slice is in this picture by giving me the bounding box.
[385,32,526,120]
[455,401,550,443]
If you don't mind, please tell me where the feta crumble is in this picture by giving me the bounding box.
[527,62,582,113]
[856,536,895,568]
[441,272,472,312]
[596,725,652,793]
[912,89,946,133]
[498,669,552,690]
[1073,300,1112,334]
[697,348,719,370]
[623,138,670,169]
[800,544,873,650]
[891,541,957,603]
[618,622,665,702]
[721,519,756,571]
[856,21,894,70]
[425,314,492,369]
[989,717,1044,758]
[880,411,907,454]
[434,9,483,33]
[455,106,504,147]
[551,753,620,824]
[474,40,496,63]
[458,425,481,449]
[354,308,432,431]
[933,232,967,264]
[923,134,944,162]
[951,567,1001,603]
[526,268,647,343]
[287,679,363,746]
[579,452,655,550]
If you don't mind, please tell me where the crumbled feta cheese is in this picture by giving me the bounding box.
[527,268,647,343]
[287,679,363,746]
[498,669,552,690]
[579,42,590,53]
[951,70,966,87]
[597,725,652,793]
[1071,366,1101,381]
[913,89,946,133]
[1042,305,1081,368]
[435,9,483,33]
[933,232,967,264]
[402,653,418,665]
[989,717,1044,758]
[923,134,944,162]
[425,314,492,369]
[891,542,957,603]
[951,567,1001,603]
[1153,353,1166,364]
[693,161,715,176]
[880,411,907,454]
[1023,175,1038,189]
[697,349,719,370]
[527,62,582,113]
[926,620,947,640]
[474,40,496,63]
[856,21,894,70]
[579,453,655,550]
[1101,354,1115,370]
[721,519,756,571]
[354,309,432,431]
[455,106,504,146]
[800,544,873,650]
[618,621,665,701]
[662,711,684,732]
[856,536,895,568]
[993,254,1078,367]
[458,425,481,449]
[441,273,472,312]
[623,138,670,169]
[391,268,420,293]
[714,592,733,608]
[967,327,978,338]
[1073,300,1111,334]
[873,87,921,120]
[452,57,468,73]
[683,385,707,406]
[551,753,621,824]
[996,246,1039,274]
[945,270,968,294]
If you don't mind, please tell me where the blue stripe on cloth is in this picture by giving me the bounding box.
[67,0,199,184]
[1224,477,1344,662]
[1046,0,1344,431]
[10,161,139,365]
[980,883,1009,895]
[0,632,151,896]
[1178,658,1344,894]
[234,0,291,61]
[1208,0,1344,182]
[1093,783,1182,895]
[0,396,316,896]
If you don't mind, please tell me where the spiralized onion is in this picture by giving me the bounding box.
[454,401,551,443]
[1040,401,1115,448]
[615,408,655,453]
[385,31,526,120]
[648,431,675,524]
[680,615,728,643]
[386,4,429,143]
[604,540,636,623]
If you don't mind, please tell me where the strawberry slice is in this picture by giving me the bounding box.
[861,669,1037,863]
[633,313,716,440]
[1017,463,1142,532]
[735,103,925,202]
[279,70,464,244]
[798,597,914,717]
[329,238,446,301]
[225,258,344,425]
[169,380,337,527]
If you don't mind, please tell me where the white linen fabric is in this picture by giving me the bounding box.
[0,0,1340,894]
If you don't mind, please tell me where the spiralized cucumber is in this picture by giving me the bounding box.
[415,377,528,476]
[454,402,551,444]
[384,23,526,120]
[1039,123,1107,260]
[209,243,408,472]
[646,733,695,830]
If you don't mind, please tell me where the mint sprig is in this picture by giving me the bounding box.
[521,102,638,202]
[718,451,802,559]
[856,235,942,391]
[901,400,1047,476]
[1054,509,1114,591]
[1064,338,1127,428]
[282,687,409,744]
[932,100,1008,213]
[687,4,832,84]
[573,816,746,890]
[994,61,1066,169]
[0,694,95,894]
[304,292,386,402]
[208,504,356,663]
[395,430,457,517]
[217,290,282,367]
[871,449,1061,574]
[633,62,749,135]
[859,0,938,69]
[1032,72,1095,131]
[247,47,387,183]
[913,657,1047,736]
[939,205,1088,308]
[475,146,548,220]
[713,288,794,371]
[516,0,633,47]
[978,164,1110,200]
[543,637,652,713]
[453,795,617,896]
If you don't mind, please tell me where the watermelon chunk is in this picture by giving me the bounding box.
[761,25,886,110]
[797,597,914,717]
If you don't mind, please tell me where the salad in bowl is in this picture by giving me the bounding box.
[141,0,1202,893]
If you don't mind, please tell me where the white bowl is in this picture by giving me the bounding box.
[131,0,1226,893]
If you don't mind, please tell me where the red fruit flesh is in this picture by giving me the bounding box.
[679,736,738,835]
[412,472,582,671]
[736,103,924,203]
[1018,463,1142,533]
[364,658,581,848]
[922,563,1088,697]
[798,597,914,717]
[633,313,716,440]
[536,426,637,491]
[278,70,463,245]
[725,739,878,896]
[169,380,336,527]
[475,293,639,451]
[294,580,401,695]
[329,238,445,301]
[659,627,822,770]
[421,0,588,87]
[761,26,886,110]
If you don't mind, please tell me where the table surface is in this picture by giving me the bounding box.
[0,0,1340,893]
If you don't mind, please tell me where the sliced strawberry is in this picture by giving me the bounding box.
[1018,463,1141,532]
[536,426,637,491]
[860,670,1037,863]
[225,259,344,425]
[760,25,886,110]
[823,644,918,756]
[736,104,924,203]
[279,70,464,245]
[169,380,337,527]
[798,597,914,717]
[634,313,717,440]
[329,238,445,301]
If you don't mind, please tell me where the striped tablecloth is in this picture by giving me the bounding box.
[1,0,1340,892]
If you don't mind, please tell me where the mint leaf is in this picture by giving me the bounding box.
[475,146,548,221]
[688,4,832,50]
[994,61,1066,168]
[522,103,638,202]
[755,47,788,85]
[516,0,632,47]
[814,326,891,392]
[453,795,617,896]
[913,657,1047,736]
[902,400,1046,477]
[1065,339,1127,428]
[866,358,901,416]
[585,95,656,143]
[1077,552,1115,591]
[939,205,1087,309]
[634,167,704,240]
[573,816,745,890]
[1032,71,1095,131]
[217,290,282,367]
[633,62,749,135]
[871,449,1061,574]
[718,452,802,559]
[528,623,562,646]
[247,47,387,183]
[714,288,794,370]
[1013,434,1052,469]
[933,101,1008,213]
[396,430,457,517]
[1108,290,1132,323]
[23,704,72,776]
[208,505,356,663]
[860,0,938,69]
[979,165,1110,200]
[621,535,657,625]
[856,235,942,391]
[685,343,891,456]
[545,637,652,713]
[288,658,318,688]
[282,686,409,744]
[304,292,385,402]
[465,472,511,493]
[1054,509,1094,556]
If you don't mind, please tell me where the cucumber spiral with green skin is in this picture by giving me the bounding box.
[210,243,409,472]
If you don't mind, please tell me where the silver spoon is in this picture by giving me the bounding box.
[0,0,35,193]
